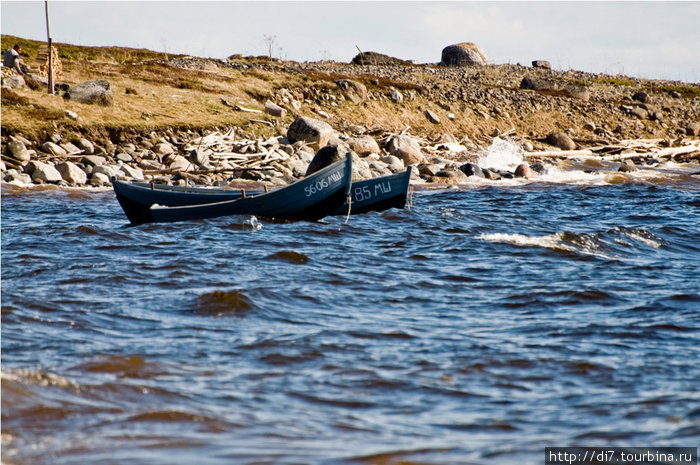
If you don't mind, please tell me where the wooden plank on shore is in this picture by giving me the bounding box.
[525,149,594,158]
[142,167,274,175]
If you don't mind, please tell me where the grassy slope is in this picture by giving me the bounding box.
[2,34,699,146]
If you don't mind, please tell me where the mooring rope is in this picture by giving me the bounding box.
[344,192,352,224]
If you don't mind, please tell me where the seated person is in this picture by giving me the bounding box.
[3,44,29,75]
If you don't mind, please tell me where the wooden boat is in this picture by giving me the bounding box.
[114,155,352,224]
[113,166,412,222]
[332,167,412,215]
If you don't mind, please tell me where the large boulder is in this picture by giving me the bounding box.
[532,60,551,70]
[2,75,25,90]
[8,140,31,162]
[350,51,412,66]
[348,135,380,156]
[27,161,62,183]
[304,144,345,176]
[56,161,88,185]
[385,135,425,166]
[65,80,113,106]
[441,42,487,66]
[545,131,577,151]
[334,79,367,104]
[287,117,334,150]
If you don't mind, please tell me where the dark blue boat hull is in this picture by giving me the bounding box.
[113,166,411,223]
[114,156,352,224]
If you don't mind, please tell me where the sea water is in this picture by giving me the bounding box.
[2,163,699,464]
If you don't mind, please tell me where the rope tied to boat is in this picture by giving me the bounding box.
[407,184,414,210]
[344,192,352,225]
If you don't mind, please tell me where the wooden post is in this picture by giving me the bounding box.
[45,0,54,94]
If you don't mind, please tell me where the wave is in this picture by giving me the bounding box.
[478,226,663,260]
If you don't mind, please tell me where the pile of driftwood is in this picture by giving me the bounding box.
[182,128,295,172]
[524,139,700,163]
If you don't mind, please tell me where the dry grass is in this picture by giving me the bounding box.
[1,56,301,140]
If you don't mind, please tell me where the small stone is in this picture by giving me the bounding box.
[618,159,638,172]
[389,87,403,104]
[64,110,79,120]
[482,168,501,180]
[116,153,133,163]
[153,142,175,155]
[686,122,700,136]
[632,91,650,103]
[418,163,443,177]
[120,165,144,180]
[77,138,95,154]
[90,172,111,186]
[82,155,106,167]
[382,155,405,172]
[166,154,194,171]
[304,145,345,176]
[334,79,367,104]
[60,142,82,154]
[121,143,137,154]
[92,164,121,178]
[425,109,441,124]
[434,169,469,184]
[459,162,484,178]
[2,75,25,89]
[514,164,539,179]
[41,141,67,156]
[264,100,287,117]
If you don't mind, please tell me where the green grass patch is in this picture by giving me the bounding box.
[654,84,700,98]
[2,34,182,64]
[590,76,636,86]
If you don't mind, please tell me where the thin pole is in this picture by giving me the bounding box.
[45,0,54,94]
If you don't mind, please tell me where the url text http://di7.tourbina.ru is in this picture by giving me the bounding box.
[545,447,697,465]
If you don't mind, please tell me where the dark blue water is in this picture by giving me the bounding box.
[2,182,699,464]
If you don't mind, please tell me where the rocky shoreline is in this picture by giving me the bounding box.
[3,114,699,190]
[3,41,700,190]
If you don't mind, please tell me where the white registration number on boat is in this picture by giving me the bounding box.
[304,171,342,197]
[353,181,392,202]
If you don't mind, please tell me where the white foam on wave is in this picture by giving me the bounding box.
[618,229,661,249]
[478,232,564,249]
[478,137,524,171]
[477,232,617,260]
